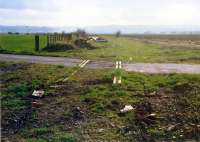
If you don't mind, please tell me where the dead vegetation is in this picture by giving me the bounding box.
[128,34,200,49]
[1,62,200,142]
[124,82,200,141]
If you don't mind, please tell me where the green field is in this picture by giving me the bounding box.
[0,34,47,54]
[0,34,200,63]
[1,61,200,141]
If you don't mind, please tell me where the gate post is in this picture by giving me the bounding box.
[47,35,49,47]
[35,34,40,51]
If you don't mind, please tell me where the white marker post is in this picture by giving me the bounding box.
[113,61,122,84]
[118,76,122,84]
[119,61,122,69]
[113,76,117,84]
[116,61,119,69]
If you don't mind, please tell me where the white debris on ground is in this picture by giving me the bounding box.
[120,105,134,113]
[148,113,156,117]
[32,90,44,98]
[98,129,104,133]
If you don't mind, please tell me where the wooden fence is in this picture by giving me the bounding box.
[47,34,73,46]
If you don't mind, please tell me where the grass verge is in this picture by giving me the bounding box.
[1,61,200,141]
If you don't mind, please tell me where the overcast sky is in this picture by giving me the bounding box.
[0,0,200,27]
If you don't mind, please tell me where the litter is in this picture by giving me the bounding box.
[120,105,134,113]
[98,129,104,132]
[32,90,44,98]
[146,113,157,120]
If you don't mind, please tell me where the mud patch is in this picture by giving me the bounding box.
[0,62,32,72]
[134,101,156,125]
[173,82,199,94]
[84,78,112,85]
[2,107,33,136]
[124,84,200,141]
[106,100,123,111]
[51,105,91,133]
[179,57,200,62]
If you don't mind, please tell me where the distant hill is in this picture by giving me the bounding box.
[0,25,55,33]
[1,25,200,34]
[83,25,200,34]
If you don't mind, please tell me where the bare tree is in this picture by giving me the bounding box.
[116,30,121,37]
[75,29,87,38]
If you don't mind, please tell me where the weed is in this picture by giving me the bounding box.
[111,68,124,77]
[7,82,31,97]
[57,65,65,68]
[27,138,48,142]
[55,133,77,142]
[32,127,52,136]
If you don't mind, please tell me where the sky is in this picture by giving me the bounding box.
[0,0,200,27]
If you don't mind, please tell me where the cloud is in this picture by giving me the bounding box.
[0,0,199,26]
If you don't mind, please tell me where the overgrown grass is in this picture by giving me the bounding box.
[1,61,200,141]
[79,71,200,141]
[1,34,200,63]
[0,61,74,110]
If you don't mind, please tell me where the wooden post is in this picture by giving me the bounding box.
[35,35,40,51]
[65,35,67,43]
[50,35,53,44]
[55,35,57,43]
[62,34,64,43]
[47,35,49,47]
[49,35,50,45]
[59,34,61,41]
[53,35,56,44]
[52,35,54,44]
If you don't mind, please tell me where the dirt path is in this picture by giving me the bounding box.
[123,63,200,74]
[1,54,200,74]
[0,54,82,67]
